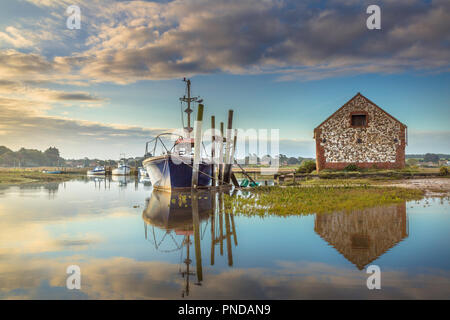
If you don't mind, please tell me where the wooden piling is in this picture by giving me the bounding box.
[223,110,234,184]
[226,128,238,184]
[218,122,224,185]
[191,104,204,188]
[211,116,216,187]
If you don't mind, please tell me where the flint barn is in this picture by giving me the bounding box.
[314,93,407,172]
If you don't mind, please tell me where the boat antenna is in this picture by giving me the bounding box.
[179,78,201,138]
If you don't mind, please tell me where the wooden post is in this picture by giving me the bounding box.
[191,104,204,188]
[231,173,240,187]
[211,116,216,187]
[223,110,234,184]
[218,122,224,185]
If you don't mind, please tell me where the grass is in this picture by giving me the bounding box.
[0,169,83,185]
[224,185,424,217]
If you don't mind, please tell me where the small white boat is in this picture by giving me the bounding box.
[112,159,130,175]
[138,167,148,177]
[87,166,106,175]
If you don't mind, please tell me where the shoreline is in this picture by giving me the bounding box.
[1,169,448,197]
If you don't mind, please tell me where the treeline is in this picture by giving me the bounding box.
[406,153,450,162]
[0,145,144,168]
[0,146,64,167]
[238,154,314,166]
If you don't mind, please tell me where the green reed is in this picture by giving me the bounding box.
[224,186,424,217]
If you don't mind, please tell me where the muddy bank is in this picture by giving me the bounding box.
[381,178,450,197]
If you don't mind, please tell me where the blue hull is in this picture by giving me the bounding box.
[143,155,212,190]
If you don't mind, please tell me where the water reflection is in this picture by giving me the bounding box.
[142,190,238,297]
[315,203,408,270]
[0,179,448,299]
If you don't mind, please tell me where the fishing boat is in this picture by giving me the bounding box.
[87,166,105,175]
[112,158,130,175]
[143,79,213,190]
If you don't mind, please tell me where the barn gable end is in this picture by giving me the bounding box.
[314,93,406,171]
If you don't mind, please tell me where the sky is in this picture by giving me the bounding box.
[0,0,449,159]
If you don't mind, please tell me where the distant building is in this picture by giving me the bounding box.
[313,93,407,171]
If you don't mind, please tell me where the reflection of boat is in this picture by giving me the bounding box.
[142,190,212,230]
[143,79,213,190]
[87,166,105,175]
[111,175,129,185]
[112,158,130,175]
[142,189,237,297]
[315,203,408,270]
[139,175,152,185]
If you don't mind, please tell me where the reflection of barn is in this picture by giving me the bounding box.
[314,203,408,270]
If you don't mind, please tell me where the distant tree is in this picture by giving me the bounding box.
[406,158,418,166]
[297,160,316,173]
[0,146,12,156]
[287,157,299,165]
[44,147,61,166]
[0,151,17,167]
[424,153,440,163]
[278,154,288,165]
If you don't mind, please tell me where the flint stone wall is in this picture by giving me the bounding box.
[315,94,405,169]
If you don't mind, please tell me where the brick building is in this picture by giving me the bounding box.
[314,93,407,171]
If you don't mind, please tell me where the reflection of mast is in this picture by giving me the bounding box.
[142,189,238,297]
[180,235,194,298]
[179,190,203,297]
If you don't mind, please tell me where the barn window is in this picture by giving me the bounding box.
[351,114,367,126]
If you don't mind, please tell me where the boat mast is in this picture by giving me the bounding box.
[180,78,201,138]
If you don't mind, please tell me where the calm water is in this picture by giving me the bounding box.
[0,176,449,299]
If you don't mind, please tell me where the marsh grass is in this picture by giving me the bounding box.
[0,169,81,185]
[224,186,424,217]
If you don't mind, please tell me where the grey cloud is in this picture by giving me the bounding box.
[51,92,102,102]
[4,0,450,83]
[73,0,450,82]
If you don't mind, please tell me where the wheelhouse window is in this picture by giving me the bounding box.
[351,114,367,127]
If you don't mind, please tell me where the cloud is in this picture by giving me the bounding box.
[0,27,34,48]
[0,99,167,158]
[49,92,102,102]
[0,256,449,299]
[6,0,447,83]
